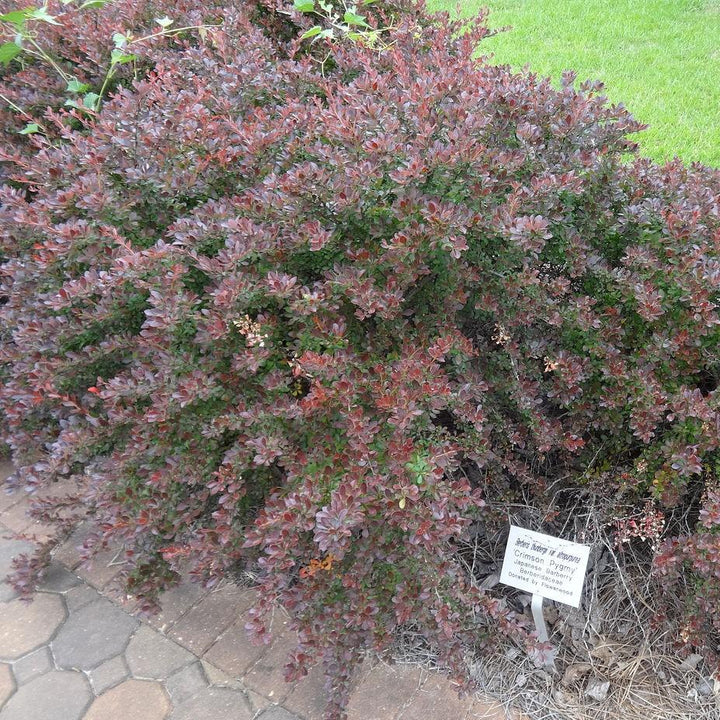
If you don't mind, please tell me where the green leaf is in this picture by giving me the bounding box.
[66,78,90,93]
[28,7,60,24]
[112,31,128,47]
[318,28,334,39]
[0,41,21,65]
[343,10,368,26]
[18,122,40,134]
[67,93,100,112]
[79,0,110,7]
[0,8,33,29]
[155,15,173,28]
[82,92,100,110]
[110,48,136,65]
[293,0,314,12]
[300,25,323,39]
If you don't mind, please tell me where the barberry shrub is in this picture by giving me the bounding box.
[2,0,720,715]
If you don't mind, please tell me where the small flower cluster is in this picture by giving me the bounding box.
[232,315,268,348]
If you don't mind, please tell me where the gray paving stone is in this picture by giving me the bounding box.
[37,562,81,593]
[165,661,208,705]
[283,663,327,720]
[0,463,19,513]
[65,584,101,611]
[202,619,267,677]
[257,707,302,720]
[145,577,209,633]
[51,522,92,571]
[74,546,124,589]
[247,689,272,715]
[0,669,91,720]
[0,595,66,660]
[0,663,14,708]
[0,492,18,515]
[51,598,139,671]
[169,686,254,720]
[242,630,295,702]
[82,679,170,720]
[201,659,244,689]
[0,499,39,536]
[126,624,194,680]
[0,582,14,606]
[0,535,35,602]
[168,584,254,655]
[87,654,129,695]
[12,646,53,685]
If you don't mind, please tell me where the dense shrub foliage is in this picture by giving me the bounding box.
[2,0,720,715]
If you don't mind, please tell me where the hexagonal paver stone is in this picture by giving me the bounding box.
[51,598,138,671]
[12,646,53,684]
[201,660,244,690]
[125,625,194,680]
[257,708,302,720]
[0,669,91,720]
[0,663,14,707]
[82,679,170,720]
[37,563,82,593]
[169,686,254,720]
[65,585,101,612]
[0,595,66,660]
[0,536,35,602]
[87,655,129,695]
[165,662,208,705]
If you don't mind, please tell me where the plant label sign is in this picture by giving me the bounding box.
[500,526,590,608]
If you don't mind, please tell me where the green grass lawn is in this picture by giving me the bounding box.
[426,0,720,167]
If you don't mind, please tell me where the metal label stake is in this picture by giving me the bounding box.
[531,593,549,642]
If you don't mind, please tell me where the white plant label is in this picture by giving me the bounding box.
[500,525,590,608]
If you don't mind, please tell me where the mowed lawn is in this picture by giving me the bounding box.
[426,0,720,167]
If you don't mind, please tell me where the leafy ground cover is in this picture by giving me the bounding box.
[427,0,720,167]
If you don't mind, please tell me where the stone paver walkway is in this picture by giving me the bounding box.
[0,461,516,720]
